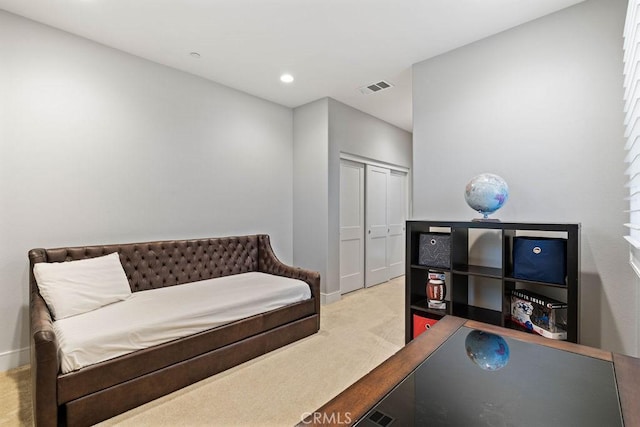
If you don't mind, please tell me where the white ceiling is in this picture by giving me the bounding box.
[0,0,585,132]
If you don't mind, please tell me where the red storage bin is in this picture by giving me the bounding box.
[413,314,438,339]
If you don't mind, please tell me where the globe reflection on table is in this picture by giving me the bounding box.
[464,173,509,219]
[465,329,510,371]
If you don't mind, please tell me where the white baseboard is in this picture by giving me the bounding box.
[0,347,29,372]
[321,291,342,305]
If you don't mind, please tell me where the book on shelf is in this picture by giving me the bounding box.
[427,300,446,310]
[510,289,567,340]
[511,289,568,309]
[427,271,446,281]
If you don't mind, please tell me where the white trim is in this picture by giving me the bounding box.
[625,235,640,249]
[340,152,412,219]
[0,346,29,372]
[630,251,640,278]
[340,152,410,174]
[624,2,640,280]
[320,290,342,305]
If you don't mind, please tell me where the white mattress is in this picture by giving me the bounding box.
[53,272,311,373]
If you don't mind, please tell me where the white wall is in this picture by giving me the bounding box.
[293,99,329,285]
[293,98,412,303]
[413,0,636,354]
[0,11,294,370]
[328,99,413,168]
[327,99,412,298]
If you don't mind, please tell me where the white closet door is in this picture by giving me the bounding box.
[339,160,365,294]
[387,170,407,279]
[365,165,390,287]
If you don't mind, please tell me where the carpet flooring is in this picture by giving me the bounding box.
[0,277,404,426]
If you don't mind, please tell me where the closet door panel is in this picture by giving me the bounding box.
[366,165,389,287]
[388,170,407,279]
[340,160,365,294]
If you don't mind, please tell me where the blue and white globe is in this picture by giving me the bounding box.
[465,330,510,371]
[464,173,509,219]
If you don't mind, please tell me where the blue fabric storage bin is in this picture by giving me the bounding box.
[512,237,567,285]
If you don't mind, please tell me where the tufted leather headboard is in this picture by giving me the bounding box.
[29,235,261,293]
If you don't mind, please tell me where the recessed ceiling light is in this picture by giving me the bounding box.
[280,74,294,83]
[190,52,201,58]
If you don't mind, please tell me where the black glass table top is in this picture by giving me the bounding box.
[356,327,622,427]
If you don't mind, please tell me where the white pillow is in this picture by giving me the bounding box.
[33,252,132,320]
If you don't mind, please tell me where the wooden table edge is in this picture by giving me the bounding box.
[613,352,640,427]
[296,316,466,426]
[298,316,636,426]
[464,320,612,361]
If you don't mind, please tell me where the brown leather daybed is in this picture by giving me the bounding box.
[29,234,320,426]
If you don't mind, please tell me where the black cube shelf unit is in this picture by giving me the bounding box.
[406,220,580,343]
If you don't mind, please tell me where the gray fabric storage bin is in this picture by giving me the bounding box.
[418,233,451,269]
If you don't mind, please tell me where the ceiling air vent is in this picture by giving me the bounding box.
[359,80,394,95]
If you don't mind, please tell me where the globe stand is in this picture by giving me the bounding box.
[472,212,501,222]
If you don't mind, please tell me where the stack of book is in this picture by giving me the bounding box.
[510,289,568,340]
